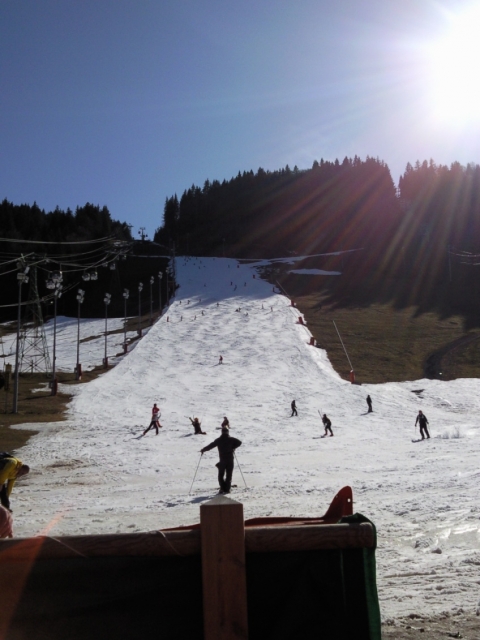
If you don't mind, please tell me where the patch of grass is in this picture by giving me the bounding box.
[296,293,478,383]
[276,272,480,384]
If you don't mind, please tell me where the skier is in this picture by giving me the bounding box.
[218,355,223,365]
[415,410,430,440]
[189,417,206,435]
[322,414,334,437]
[291,400,298,416]
[0,455,30,512]
[221,416,230,429]
[143,404,162,436]
[200,426,242,494]
[366,395,373,413]
[152,403,162,430]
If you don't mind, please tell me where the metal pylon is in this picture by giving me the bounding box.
[19,265,52,375]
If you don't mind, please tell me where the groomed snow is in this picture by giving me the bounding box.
[7,256,480,620]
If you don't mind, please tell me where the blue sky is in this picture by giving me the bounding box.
[2,0,480,239]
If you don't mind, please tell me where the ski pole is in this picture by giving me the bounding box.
[234,452,247,489]
[189,453,203,494]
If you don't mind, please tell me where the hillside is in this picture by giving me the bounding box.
[254,250,480,383]
[4,256,480,624]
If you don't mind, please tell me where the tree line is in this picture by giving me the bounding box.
[155,157,480,263]
[398,160,480,251]
[154,157,399,258]
[0,200,132,254]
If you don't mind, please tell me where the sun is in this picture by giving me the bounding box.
[428,5,480,124]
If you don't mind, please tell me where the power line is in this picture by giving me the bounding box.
[0,235,117,245]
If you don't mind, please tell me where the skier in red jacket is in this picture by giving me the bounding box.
[143,404,162,436]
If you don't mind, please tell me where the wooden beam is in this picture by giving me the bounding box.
[0,529,201,561]
[0,522,374,561]
[200,495,248,640]
[245,522,375,553]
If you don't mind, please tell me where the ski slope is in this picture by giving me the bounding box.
[8,256,480,620]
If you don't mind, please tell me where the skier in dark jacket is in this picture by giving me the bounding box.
[415,410,430,439]
[366,395,373,413]
[291,400,298,417]
[201,426,242,494]
[322,414,333,437]
[189,417,206,435]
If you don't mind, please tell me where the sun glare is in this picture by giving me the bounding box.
[428,5,480,124]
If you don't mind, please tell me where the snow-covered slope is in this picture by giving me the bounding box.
[10,256,480,619]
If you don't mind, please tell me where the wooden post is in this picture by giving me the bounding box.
[200,495,248,640]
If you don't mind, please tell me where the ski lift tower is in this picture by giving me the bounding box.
[18,263,52,375]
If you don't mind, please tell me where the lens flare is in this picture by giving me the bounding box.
[428,5,480,124]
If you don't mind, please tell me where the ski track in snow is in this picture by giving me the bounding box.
[5,256,480,620]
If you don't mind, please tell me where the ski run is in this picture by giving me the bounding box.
[4,256,480,621]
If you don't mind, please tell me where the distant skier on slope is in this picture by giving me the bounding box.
[200,426,242,494]
[366,395,373,413]
[291,400,298,416]
[221,416,230,429]
[218,355,223,365]
[415,410,430,440]
[143,404,162,436]
[189,417,206,435]
[322,414,334,437]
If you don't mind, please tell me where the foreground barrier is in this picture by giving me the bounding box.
[0,486,381,640]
